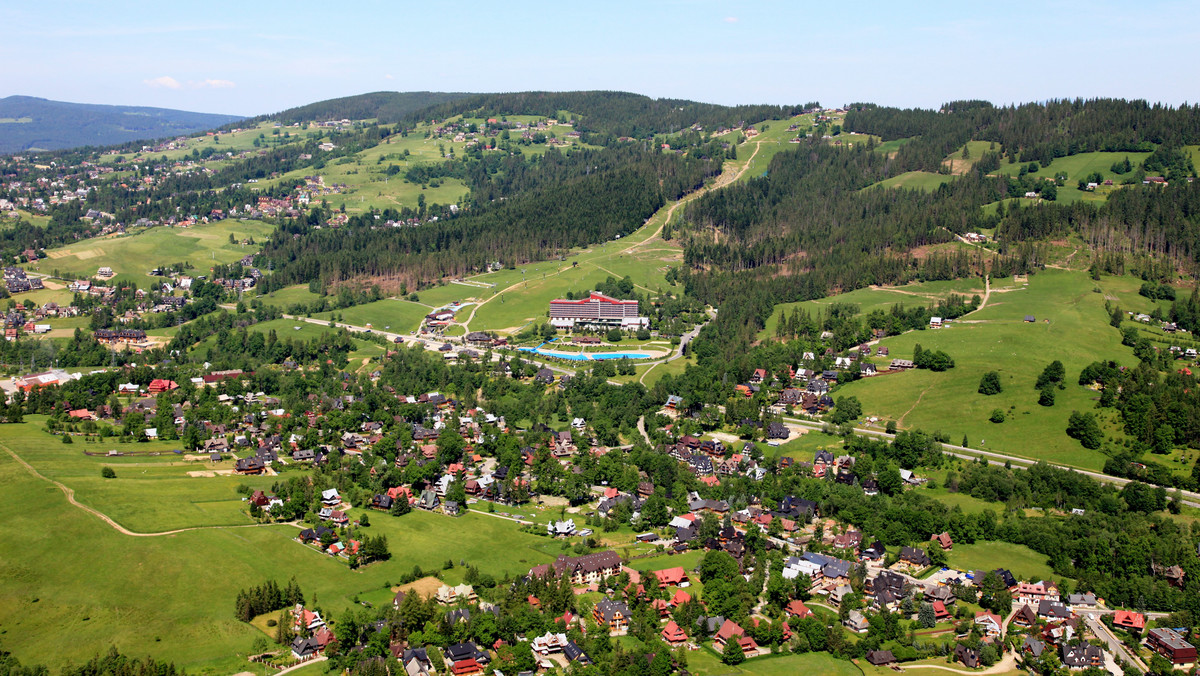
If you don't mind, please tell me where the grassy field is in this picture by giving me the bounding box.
[0,422,556,674]
[995,150,1153,185]
[872,171,952,192]
[920,485,999,515]
[188,317,385,364]
[945,541,1056,582]
[834,269,1135,470]
[762,278,989,340]
[689,650,863,676]
[255,284,324,309]
[27,220,275,288]
[315,299,430,334]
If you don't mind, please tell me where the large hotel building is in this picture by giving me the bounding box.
[549,292,648,329]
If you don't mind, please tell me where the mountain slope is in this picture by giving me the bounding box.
[0,96,243,154]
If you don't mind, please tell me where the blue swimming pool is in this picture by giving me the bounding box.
[518,341,653,361]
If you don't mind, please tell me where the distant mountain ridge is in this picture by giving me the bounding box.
[0,96,244,154]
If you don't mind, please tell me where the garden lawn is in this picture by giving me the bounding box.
[689,650,863,676]
[946,541,1056,581]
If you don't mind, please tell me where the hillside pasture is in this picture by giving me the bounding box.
[0,427,555,674]
[315,299,429,334]
[834,269,1135,470]
[871,171,951,192]
[761,278,987,340]
[29,220,275,288]
[994,150,1153,185]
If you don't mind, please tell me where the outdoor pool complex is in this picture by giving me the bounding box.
[518,340,654,361]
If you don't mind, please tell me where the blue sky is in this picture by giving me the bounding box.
[3,0,1197,115]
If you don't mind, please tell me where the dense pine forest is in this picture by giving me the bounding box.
[845,98,1200,172]
[256,145,721,290]
[406,91,810,142]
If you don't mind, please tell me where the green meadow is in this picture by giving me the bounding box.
[0,420,556,674]
[761,278,988,340]
[994,150,1153,185]
[833,269,1135,470]
[255,283,324,308]
[28,220,275,288]
[315,299,430,334]
[945,541,1056,582]
[872,171,951,192]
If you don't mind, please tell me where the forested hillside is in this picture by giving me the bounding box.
[407,90,810,142]
[0,96,243,153]
[249,91,475,125]
[678,99,1200,373]
[257,145,721,290]
[845,98,1200,173]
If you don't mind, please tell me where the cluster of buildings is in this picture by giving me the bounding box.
[549,292,648,330]
[3,267,44,293]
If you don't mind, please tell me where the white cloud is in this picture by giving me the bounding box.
[143,75,181,89]
[384,74,394,80]
[194,79,236,89]
[722,16,738,23]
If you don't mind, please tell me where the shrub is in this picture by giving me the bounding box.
[989,409,1006,423]
[101,466,116,478]
[978,371,1002,395]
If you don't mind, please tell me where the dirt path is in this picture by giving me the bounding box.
[620,136,764,256]
[867,285,938,299]
[899,651,1017,674]
[273,656,326,675]
[0,441,287,538]
[897,386,931,426]
[971,274,991,314]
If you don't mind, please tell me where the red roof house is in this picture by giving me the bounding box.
[661,620,688,645]
[1113,610,1145,631]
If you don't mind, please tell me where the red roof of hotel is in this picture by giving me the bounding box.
[550,291,639,305]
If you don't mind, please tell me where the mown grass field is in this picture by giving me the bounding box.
[315,299,430,334]
[0,422,556,674]
[1,418,275,532]
[761,278,989,340]
[254,284,324,309]
[27,220,275,288]
[834,269,1135,470]
[689,649,863,676]
[994,150,1153,185]
[945,541,1056,582]
[872,171,951,191]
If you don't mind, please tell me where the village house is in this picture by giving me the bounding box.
[592,598,631,635]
